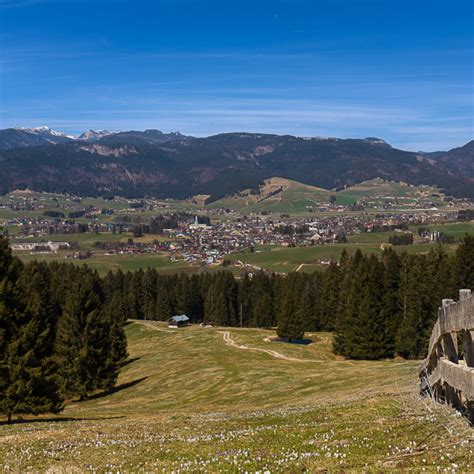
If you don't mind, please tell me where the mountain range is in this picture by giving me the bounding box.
[0,127,472,200]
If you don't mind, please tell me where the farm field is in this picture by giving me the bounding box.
[0,322,471,472]
[228,241,458,273]
[16,251,197,275]
[409,222,474,239]
[14,239,461,275]
[208,177,449,216]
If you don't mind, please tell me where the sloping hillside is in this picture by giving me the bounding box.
[208,177,446,214]
[0,322,471,471]
[0,133,472,199]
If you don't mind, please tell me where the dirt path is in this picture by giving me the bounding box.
[295,263,305,272]
[134,320,171,333]
[219,331,313,362]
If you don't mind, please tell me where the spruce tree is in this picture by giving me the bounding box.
[347,255,389,359]
[99,292,128,389]
[380,248,401,353]
[155,284,174,321]
[455,235,474,290]
[0,237,25,422]
[251,293,274,328]
[276,275,305,342]
[3,265,63,419]
[333,251,365,355]
[319,262,341,330]
[55,273,110,399]
[396,255,430,358]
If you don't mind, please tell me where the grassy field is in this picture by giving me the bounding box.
[16,252,196,275]
[207,178,448,216]
[409,222,474,238]
[0,322,471,472]
[228,242,458,273]
[208,178,332,215]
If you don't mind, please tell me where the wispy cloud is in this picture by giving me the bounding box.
[0,0,47,8]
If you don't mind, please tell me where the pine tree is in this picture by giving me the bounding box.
[100,292,128,389]
[142,270,158,320]
[276,275,305,342]
[455,235,474,290]
[380,248,401,353]
[3,264,63,419]
[204,281,228,325]
[55,273,110,399]
[319,262,341,330]
[251,293,274,328]
[0,237,25,422]
[396,255,431,358]
[155,284,174,321]
[104,292,128,367]
[297,280,315,333]
[333,251,365,355]
[347,255,389,359]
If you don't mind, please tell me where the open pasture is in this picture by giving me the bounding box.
[228,241,458,273]
[0,322,471,472]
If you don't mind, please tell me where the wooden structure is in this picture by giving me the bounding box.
[419,289,474,421]
[169,314,190,328]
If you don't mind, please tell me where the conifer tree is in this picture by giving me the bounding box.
[380,248,401,352]
[142,270,158,320]
[251,293,274,328]
[3,265,63,419]
[155,284,174,321]
[319,262,341,330]
[396,255,430,358]
[103,292,128,367]
[0,237,25,422]
[455,235,474,290]
[99,292,128,389]
[333,251,365,355]
[276,275,305,342]
[346,255,389,359]
[55,273,110,399]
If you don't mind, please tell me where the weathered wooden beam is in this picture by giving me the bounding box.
[427,358,474,400]
[421,290,474,374]
[442,332,458,363]
[463,330,474,368]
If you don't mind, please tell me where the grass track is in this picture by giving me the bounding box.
[0,322,472,472]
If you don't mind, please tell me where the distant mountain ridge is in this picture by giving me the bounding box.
[0,127,192,150]
[0,128,472,200]
[0,126,75,150]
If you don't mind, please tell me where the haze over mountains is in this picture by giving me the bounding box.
[0,126,472,200]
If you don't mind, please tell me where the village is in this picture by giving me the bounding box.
[3,195,469,267]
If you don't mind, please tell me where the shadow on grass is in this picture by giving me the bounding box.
[272,337,314,345]
[0,415,125,426]
[85,376,149,401]
[121,356,141,367]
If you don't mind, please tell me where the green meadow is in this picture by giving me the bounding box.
[228,241,458,273]
[0,322,471,472]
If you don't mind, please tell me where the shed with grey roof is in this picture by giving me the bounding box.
[169,314,190,328]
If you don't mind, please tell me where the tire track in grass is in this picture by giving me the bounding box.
[219,330,314,363]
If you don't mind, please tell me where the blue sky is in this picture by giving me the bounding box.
[0,0,472,151]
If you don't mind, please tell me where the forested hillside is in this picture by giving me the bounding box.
[0,132,472,199]
[1,235,472,422]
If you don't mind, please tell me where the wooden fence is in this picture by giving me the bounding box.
[419,289,474,421]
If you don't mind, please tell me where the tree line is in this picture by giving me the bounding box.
[103,235,473,357]
[1,234,473,421]
[0,237,127,423]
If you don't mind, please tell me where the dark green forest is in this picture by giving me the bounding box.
[0,238,128,423]
[0,235,473,420]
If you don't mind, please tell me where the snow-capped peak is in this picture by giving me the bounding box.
[15,126,76,139]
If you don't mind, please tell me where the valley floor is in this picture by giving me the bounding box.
[0,323,472,472]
